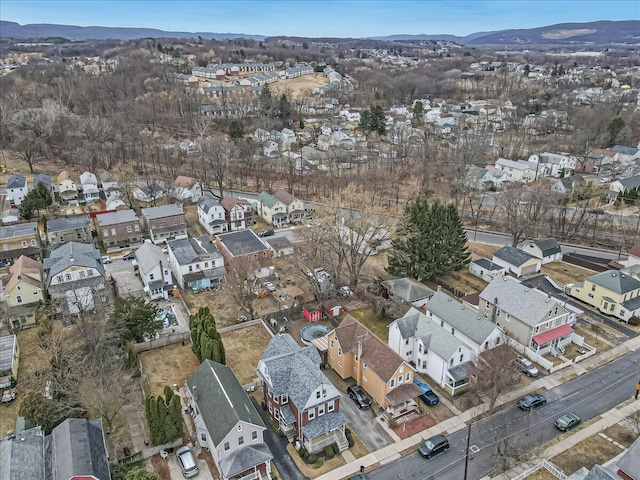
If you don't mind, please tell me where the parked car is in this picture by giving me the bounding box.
[514,356,539,377]
[176,446,199,478]
[555,413,581,432]
[338,285,354,297]
[518,394,547,410]
[122,252,136,261]
[349,475,370,480]
[258,229,274,237]
[413,380,440,406]
[600,177,612,183]
[263,282,276,292]
[347,385,371,409]
[101,256,112,264]
[418,435,449,459]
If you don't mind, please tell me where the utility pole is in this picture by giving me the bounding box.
[636,375,640,400]
[463,422,472,480]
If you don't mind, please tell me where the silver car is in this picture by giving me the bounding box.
[176,446,199,478]
[515,356,539,377]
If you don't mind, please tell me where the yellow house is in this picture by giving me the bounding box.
[0,335,19,388]
[57,170,78,201]
[326,315,422,418]
[1,255,44,331]
[570,270,640,322]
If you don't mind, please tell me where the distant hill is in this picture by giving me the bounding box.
[372,20,640,46]
[0,21,266,41]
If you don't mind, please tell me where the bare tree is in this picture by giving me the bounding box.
[226,256,258,320]
[198,137,231,199]
[498,183,556,246]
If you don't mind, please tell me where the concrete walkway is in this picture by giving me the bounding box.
[316,333,640,480]
[122,403,148,453]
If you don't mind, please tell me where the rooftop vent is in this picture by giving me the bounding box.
[612,273,617,277]
[524,288,529,292]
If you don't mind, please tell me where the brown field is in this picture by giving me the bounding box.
[468,241,501,260]
[550,434,623,473]
[182,288,242,328]
[183,204,207,237]
[139,343,201,397]
[221,323,273,385]
[526,469,562,480]
[540,262,594,286]
[271,73,329,98]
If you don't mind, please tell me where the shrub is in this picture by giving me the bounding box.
[307,454,317,464]
[629,316,640,326]
[345,426,351,436]
[314,458,324,469]
[331,443,339,456]
[324,446,335,459]
[348,436,355,448]
[298,446,308,460]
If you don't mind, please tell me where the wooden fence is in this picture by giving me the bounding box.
[131,331,191,353]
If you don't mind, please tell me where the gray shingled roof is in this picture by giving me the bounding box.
[471,258,504,271]
[135,242,167,277]
[197,193,221,213]
[391,313,421,339]
[393,307,465,359]
[217,230,269,257]
[530,238,561,257]
[218,443,273,479]
[380,278,435,303]
[0,425,46,480]
[480,276,567,328]
[47,215,90,234]
[50,418,110,480]
[273,190,296,206]
[425,292,498,345]
[167,236,221,266]
[618,175,640,190]
[588,270,640,294]
[44,242,104,284]
[260,334,339,411]
[186,360,265,448]
[6,174,26,189]
[300,411,349,440]
[493,246,538,267]
[583,465,623,480]
[95,209,138,227]
[33,173,53,188]
[141,204,183,220]
[0,222,37,240]
[616,435,640,479]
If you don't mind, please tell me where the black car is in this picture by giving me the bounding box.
[418,435,449,459]
[518,394,547,410]
[347,385,371,409]
[122,252,136,261]
[258,229,274,237]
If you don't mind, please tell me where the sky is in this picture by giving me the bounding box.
[1,0,639,38]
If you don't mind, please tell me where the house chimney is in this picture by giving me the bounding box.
[437,285,442,292]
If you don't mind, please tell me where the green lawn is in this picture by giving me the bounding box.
[343,307,390,342]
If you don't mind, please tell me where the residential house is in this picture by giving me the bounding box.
[0,418,111,480]
[0,335,19,388]
[379,277,435,309]
[273,190,305,223]
[46,215,92,247]
[105,191,128,211]
[257,191,288,227]
[529,152,577,178]
[135,241,174,300]
[133,184,164,203]
[469,258,507,283]
[142,204,188,245]
[551,175,585,195]
[610,144,640,163]
[185,360,274,480]
[172,176,202,203]
[198,194,228,235]
[95,210,142,250]
[494,158,532,183]
[179,139,197,155]
[480,276,576,356]
[570,270,640,322]
[216,230,272,263]
[327,315,423,417]
[33,173,54,197]
[265,236,294,257]
[616,435,640,480]
[99,171,118,193]
[607,175,640,203]
[57,171,78,202]
[492,246,541,277]
[220,197,253,231]
[0,222,41,264]
[167,236,226,291]
[1,255,44,331]
[1,209,18,225]
[79,172,100,203]
[6,174,28,206]
[257,334,349,454]
[519,238,563,264]
[44,242,106,315]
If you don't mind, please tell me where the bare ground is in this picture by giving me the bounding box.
[540,262,595,286]
[271,74,329,98]
[550,434,623,473]
[221,323,273,385]
[139,343,201,397]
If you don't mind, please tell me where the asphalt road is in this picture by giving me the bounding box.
[369,348,640,480]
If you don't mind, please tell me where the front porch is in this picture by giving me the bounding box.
[444,362,470,397]
[384,382,422,419]
[530,324,574,357]
[219,443,273,480]
[300,411,349,454]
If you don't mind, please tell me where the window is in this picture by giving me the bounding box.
[591,285,596,292]
[405,372,411,382]
[506,313,511,321]
[588,293,594,299]
[308,410,315,420]
[252,431,258,440]
[422,360,427,369]
[354,365,359,372]
[150,273,155,280]
[16,285,21,291]
[224,442,230,451]
[200,433,207,442]
[2,244,7,251]
[440,320,444,327]
[16,295,22,303]
[103,229,109,237]
[610,304,615,312]
[318,405,325,416]
[31,239,36,246]
[363,363,368,370]
[405,339,409,345]
[204,262,209,268]
[450,358,454,366]
[21,241,27,248]
[390,379,395,388]
[398,374,404,385]
[330,340,334,348]
[451,327,455,335]
[79,271,86,278]
[134,225,140,232]
[603,302,609,310]
[65,273,71,281]
[418,344,422,353]
[459,354,464,362]
[111,228,116,236]
[338,347,342,357]
[486,301,491,309]
[316,391,321,399]
[237,424,242,431]
[238,436,244,446]
[88,270,94,276]
[189,266,193,272]
[127,225,132,233]
[57,275,63,282]
[327,400,335,412]
[496,308,501,316]
[281,395,288,404]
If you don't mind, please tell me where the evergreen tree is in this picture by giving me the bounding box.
[387,200,470,281]
[189,307,226,364]
[228,120,243,139]
[168,394,184,440]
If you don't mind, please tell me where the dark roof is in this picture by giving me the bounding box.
[168,236,221,265]
[529,238,561,257]
[471,258,504,271]
[0,425,46,479]
[583,465,623,480]
[611,145,639,156]
[6,174,26,189]
[448,361,470,382]
[218,444,273,479]
[216,230,269,257]
[50,418,111,480]
[33,174,53,188]
[493,246,538,267]
[44,242,104,285]
[273,190,296,206]
[380,277,435,303]
[618,175,640,190]
[95,209,138,227]
[265,236,293,250]
[198,193,222,212]
[141,204,184,220]
[47,215,90,234]
[186,360,265,448]
[257,191,280,209]
[588,270,640,294]
[0,222,38,240]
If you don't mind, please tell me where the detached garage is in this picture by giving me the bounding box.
[323,299,344,317]
[492,246,541,278]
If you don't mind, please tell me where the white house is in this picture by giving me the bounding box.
[179,139,197,155]
[494,158,532,183]
[6,175,28,206]
[172,176,202,203]
[135,241,174,300]
[167,236,226,291]
[220,197,253,231]
[99,171,118,192]
[79,172,100,203]
[519,238,563,264]
[529,152,577,178]
[198,194,228,235]
[185,360,273,480]
[469,258,507,283]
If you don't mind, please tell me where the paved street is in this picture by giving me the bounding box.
[367,348,640,480]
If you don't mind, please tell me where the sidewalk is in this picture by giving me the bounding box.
[316,333,640,480]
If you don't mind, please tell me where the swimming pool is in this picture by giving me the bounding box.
[300,324,331,345]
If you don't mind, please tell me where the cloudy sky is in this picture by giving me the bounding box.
[2,0,638,37]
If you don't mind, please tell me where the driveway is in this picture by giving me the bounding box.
[166,448,214,480]
[251,398,308,480]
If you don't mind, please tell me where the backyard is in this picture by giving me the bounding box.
[221,322,273,385]
[550,433,624,474]
[340,307,390,342]
[139,343,201,397]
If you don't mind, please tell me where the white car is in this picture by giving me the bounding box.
[263,282,276,292]
[176,446,199,478]
[101,256,112,264]
[600,177,612,183]
[515,356,539,377]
